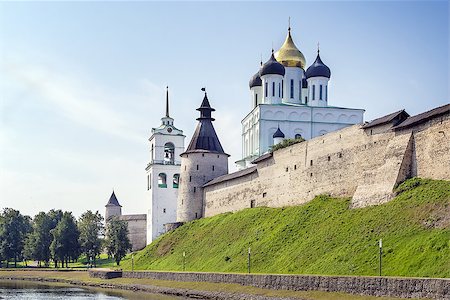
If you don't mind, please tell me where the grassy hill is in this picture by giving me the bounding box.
[124,178,450,277]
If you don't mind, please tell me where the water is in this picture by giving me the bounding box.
[0,280,181,300]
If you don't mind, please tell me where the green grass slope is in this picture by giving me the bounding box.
[125,178,450,277]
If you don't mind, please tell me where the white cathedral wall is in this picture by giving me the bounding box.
[282,67,304,105]
[261,74,283,104]
[307,77,329,107]
[146,163,180,244]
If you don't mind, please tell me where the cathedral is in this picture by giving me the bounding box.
[237,26,364,167]
[105,26,367,246]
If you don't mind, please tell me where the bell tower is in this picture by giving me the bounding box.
[146,87,185,244]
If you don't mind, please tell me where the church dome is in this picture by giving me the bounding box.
[260,52,285,77]
[306,52,331,79]
[274,29,306,69]
[273,127,285,138]
[249,71,262,89]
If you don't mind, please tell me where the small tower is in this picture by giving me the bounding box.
[273,126,285,145]
[177,90,229,223]
[146,87,185,244]
[306,47,331,107]
[105,191,122,221]
[260,50,285,104]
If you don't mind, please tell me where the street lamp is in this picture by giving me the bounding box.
[247,247,251,274]
[379,239,382,276]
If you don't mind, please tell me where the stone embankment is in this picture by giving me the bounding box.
[90,270,450,299]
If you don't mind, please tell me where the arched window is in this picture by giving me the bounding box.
[265,82,268,97]
[295,134,302,139]
[158,173,167,188]
[281,80,284,98]
[312,85,316,100]
[272,82,275,97]
[254,94,258,107]
[319,85,323,100]
[164,142,175,165]
[299,81,302,101]
[278,83,281,97]
[173,174,180,188]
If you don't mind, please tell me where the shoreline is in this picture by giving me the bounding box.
[0,270,435,300]
[0,272,301,300]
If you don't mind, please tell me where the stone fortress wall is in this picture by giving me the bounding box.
[203,107,450,217]
[119,214,147,252]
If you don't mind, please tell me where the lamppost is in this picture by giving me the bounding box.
[183,251,186,272]
[379,239,382,276]
[131,253,134,272]
[247,247,251,274]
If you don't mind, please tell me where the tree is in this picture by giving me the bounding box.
[78,210,104,267]
[50,212,80,268]
[0,208,32,268]
[105,217,131,266]
[23,211,62,267]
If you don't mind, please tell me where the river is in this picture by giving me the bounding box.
[0,280,183,300]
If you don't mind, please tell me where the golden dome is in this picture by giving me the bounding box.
[274,29,306,69]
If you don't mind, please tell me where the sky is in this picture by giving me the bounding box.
[0,1,448,218]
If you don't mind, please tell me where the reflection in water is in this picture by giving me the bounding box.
[0,280,182,300]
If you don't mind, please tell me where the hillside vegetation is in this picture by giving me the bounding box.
[125,178,450,277]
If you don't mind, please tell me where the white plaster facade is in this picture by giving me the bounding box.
[146,111,185,244]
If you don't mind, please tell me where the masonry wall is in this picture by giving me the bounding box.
[119,215,147,251]
[120,271,450,299]
[204,116,450,217]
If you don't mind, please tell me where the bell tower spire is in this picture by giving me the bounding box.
[165,86,170,118]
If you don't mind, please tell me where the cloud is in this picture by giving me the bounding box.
[2,62,153,143]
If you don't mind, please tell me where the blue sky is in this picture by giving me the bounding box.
[0,1,448,217]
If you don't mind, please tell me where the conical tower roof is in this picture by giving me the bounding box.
[105,191,121,207]
[184,92,229,156]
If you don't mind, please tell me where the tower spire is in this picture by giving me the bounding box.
[165,86,170,117]
[288,16,291,32]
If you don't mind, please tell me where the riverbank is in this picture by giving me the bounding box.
[0,270,426,300]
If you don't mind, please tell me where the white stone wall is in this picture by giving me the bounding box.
[177,152,228,222]
[282,67,304,105]
[261,74,284,104]
[147,163,180,243]
[307,76,329,107]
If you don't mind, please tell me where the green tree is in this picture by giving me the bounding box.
[0,208,32,268]
[105,217,131,266]
[78,210,104,267]
[50,212,80,268]
[23,211,61,267]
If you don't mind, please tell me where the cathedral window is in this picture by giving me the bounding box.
[281,80,284,98]
[278,83,281,97]
[272,82,275,97]
[158,173,167,188]
[325,85,328,101]
[164,142,175,165]
[312,85,316,100]
[255,94,258,107]
[299,81,301,101]
[320,85,323,100]
[265,82,268,97]
[290,79,294,99]
[173,174,180,188]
